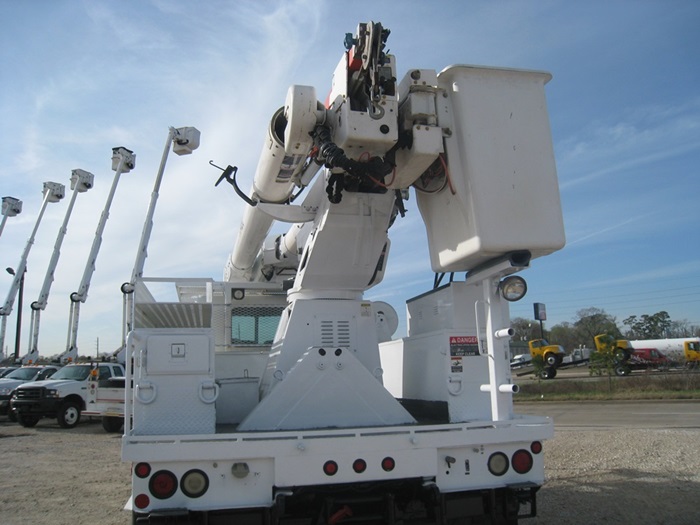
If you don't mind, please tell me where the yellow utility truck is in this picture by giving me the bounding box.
[528,339,566,366]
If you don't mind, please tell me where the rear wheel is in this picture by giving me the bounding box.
[102,416,123,433]
[57,401,81,428]
[614,364,631,377]
[17,413,40,428]
[539,367,556,380]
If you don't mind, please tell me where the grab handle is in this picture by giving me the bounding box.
[199,380,219,404]
[135,381,157,405]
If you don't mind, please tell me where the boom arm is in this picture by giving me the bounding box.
[23,170,93,364]
[61,147,134,363]
[119,127,200,360]
[223,22,401,285]
[125,127,200,290]
[0,182,64,357]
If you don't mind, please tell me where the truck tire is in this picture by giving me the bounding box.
[539,367,556,380]
[17,413,40,428]
[614,364,631,377]
[615,348,631,362]
[545,353,558,366]
[57,401,81,429]
[102,416,123,433]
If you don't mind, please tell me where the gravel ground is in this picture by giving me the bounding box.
[532,428,700,524]
[1,417,699,524]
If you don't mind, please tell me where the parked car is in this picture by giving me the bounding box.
[0,365,61,420]
[0,367,19,378]
[11,362,124,428]
[510,353,532,369]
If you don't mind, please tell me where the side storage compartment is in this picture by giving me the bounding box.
[130,329,217,435]
[216,376,259,426]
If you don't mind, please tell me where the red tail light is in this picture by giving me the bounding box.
[149,470,178,499]
[323,460,338,476]
[134,493,150,510]
[530,441,543,454]
[352,459,367,473]
[381,457,395,472]
[134,462,151,479]
[512,449,533,474]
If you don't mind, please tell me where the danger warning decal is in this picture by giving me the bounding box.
[449,336,480,357]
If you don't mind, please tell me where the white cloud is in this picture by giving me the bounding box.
[557,98,700,189]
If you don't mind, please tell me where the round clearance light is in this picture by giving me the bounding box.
[499,276,527,302]
[134,494,150,510]
[530,441,543,455]
[134,462,151,479]
[512,449,534,474]
[181,469,209,498]
[323,461,338,476]
[381,457,395,472]
[149,470,178,500]
[232,288,245,300]
[353,459,367,474]
[487,452,509,476]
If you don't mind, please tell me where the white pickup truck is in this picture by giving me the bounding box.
[84,375,126,432]
[0,365,61,421]
[11,362,124,428]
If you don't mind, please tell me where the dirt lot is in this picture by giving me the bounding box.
[1,416,699,524]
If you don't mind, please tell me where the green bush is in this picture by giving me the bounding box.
[516,370,700,401]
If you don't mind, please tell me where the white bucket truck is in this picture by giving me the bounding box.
[121,21,565,524]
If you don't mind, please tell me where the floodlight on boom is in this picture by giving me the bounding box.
[499,275,527,302]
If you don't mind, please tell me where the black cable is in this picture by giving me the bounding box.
[214,164,257,207]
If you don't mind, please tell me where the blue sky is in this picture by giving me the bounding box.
[1,0,698,358]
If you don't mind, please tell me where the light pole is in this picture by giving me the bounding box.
[6,267,25,360]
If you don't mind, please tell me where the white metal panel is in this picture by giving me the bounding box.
[238,347,414,431]
[130,329,216,435]
[145,333,212,375]
[216,377,259,425]
[132,378,217,435]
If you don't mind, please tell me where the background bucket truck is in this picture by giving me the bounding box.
[0,182,65,360]
[58,147,134,364]
[23,169,94,365]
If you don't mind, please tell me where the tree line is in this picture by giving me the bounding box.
[512,308,700,351]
